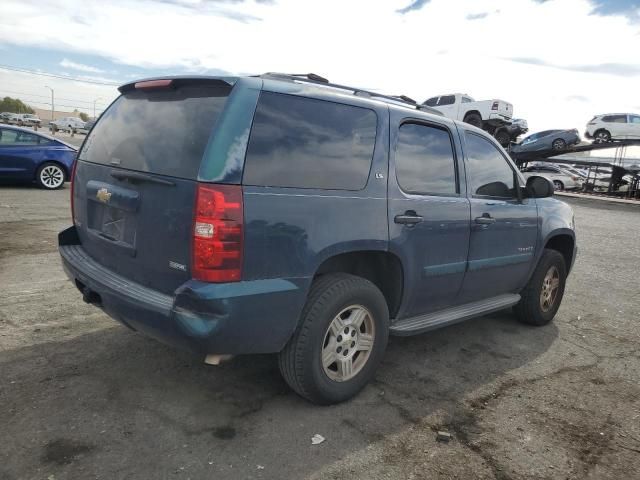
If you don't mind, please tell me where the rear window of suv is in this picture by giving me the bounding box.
[79,84,230,179]
[243,92,377,190]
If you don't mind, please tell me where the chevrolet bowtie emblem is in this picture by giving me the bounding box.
[96,187,112,203]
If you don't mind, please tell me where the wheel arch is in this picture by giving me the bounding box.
[313,250,404,318]
[463,109,482,121]
[594,128,611,140]
[544,233,575,273]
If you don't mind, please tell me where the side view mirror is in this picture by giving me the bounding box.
[526,175,554,198]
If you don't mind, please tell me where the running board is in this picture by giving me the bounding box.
[390,293,520,336]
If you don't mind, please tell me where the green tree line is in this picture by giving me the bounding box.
[0,97,35,114]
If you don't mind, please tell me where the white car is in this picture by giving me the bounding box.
[521,164,583,191]
[13,113,42,127]
[585,113,640,143]
[422,93,513,129]
[50,116,87,134]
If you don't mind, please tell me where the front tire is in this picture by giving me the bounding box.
[515,249,567,326]
[36,162,66,190]
[278,273,389,405]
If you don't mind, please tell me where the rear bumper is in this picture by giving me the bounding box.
[59,226,308,355]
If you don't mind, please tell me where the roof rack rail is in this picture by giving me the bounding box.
[258,72,444,116]
[262,72,330,83]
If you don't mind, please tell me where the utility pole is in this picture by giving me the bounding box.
[93,97,102,120]
[44,86,54,121]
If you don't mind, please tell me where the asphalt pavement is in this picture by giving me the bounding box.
[1,188,639,480]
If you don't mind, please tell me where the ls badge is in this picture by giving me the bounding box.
[96,187,112,203]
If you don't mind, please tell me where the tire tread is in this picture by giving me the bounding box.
[278,273,387,404]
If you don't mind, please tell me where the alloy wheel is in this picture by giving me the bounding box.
[322,305,375,382]
[539,266,560,312]
[40,165,64,189]
[595,131,610,143]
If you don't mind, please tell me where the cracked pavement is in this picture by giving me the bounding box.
[1,187,639,480]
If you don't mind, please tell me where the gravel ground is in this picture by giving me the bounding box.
[0,187,639,480]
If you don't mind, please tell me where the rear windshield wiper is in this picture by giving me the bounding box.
[110,170,175,186]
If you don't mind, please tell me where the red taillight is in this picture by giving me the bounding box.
[492,102,499,110]
[134,79,173,90]
[192,183,243,282]
[70,159,78,224]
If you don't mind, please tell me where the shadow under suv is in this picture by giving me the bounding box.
[59,73,577,404]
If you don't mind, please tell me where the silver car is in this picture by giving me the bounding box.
[521,164,583,191]
[511,129,581,154]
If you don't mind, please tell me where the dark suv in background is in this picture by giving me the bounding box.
[59,73,577,404]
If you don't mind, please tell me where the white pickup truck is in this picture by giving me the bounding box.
[422,93,513,143]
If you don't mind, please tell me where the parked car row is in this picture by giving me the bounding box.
[521,163,583,191]
[1,112,42,127]
[49,116,88,134]
[520,161,638,193]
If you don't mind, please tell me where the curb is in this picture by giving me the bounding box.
[555,191,640,205]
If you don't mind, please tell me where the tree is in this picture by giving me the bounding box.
[0,97,35,114]
[79,112,89,122]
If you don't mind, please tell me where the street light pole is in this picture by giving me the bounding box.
[44,86,54,121]
[93,97,102,119]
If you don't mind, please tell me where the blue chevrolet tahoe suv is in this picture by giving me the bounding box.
[59,73,577,404]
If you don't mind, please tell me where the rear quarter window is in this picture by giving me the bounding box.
[78,84,230,179]
[243,92,377,190]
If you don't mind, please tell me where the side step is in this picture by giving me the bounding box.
[390,293,520,336]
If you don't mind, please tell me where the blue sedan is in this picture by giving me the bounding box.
[0,125,77,189]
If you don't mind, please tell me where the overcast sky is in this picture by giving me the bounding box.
[1,0,639,137]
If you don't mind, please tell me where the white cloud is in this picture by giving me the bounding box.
[59,58,104,73]
[0,0,639,135]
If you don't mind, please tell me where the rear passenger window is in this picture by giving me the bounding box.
[243,92,377,190]
[438,95,456,106]
[395,123,457,195]
[603,115,626,123]
[0,129,41,146]
[464,132,517,198]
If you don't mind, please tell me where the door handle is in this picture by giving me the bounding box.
[394,212,423,225]
[475,214,496,225]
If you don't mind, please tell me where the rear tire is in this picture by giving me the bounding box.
[515,249,566,326]
[278,273,389,405]
[553,180,564,191]
[463,112,483,129]
[36,162,66,190]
